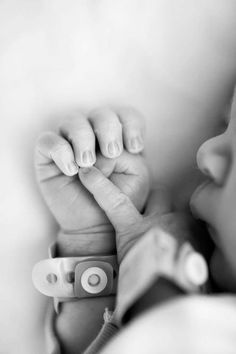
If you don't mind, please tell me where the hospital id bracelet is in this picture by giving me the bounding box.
[32,243,118,312]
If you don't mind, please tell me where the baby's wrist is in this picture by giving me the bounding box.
[56,225,116,257]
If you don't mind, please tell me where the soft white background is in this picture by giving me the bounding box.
[1,1,236,353]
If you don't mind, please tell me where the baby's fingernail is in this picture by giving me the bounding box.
[82,151,95,165]
[67,161,78,175]
[108,141,121,157]
[129,136,144,152]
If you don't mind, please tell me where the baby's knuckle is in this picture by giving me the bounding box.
[36,131,53,146]
[51,142,69,156]
[120,107,144,123]
[76,127,94,140]
[116,120,123,132]
[104,122,122,136]
[58,119,71,133]
[90,107,112,119]
[60,112,85,125]
[66,131,82,144]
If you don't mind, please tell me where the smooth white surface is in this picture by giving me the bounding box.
[81,267,107,294]
[1,1,236,353]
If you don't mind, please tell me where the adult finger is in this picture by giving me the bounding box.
[35,132,78,177]
[144,186,173,217]
[89,108,123,159]
[78,166,143,233]
[117,107,145,154]
[59,112,96,167]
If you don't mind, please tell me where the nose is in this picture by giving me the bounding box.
[196,135,231,186]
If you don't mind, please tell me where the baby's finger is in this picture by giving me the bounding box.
[89,108,123,159]
[78,166,142,234]
[59,113,96,167]
[36,132,78,176]
[118,107,145,153]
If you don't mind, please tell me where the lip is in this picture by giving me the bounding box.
[191,179,211,200]
[190,179,211,219]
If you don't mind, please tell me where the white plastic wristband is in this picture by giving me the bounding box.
[32,243,118,313]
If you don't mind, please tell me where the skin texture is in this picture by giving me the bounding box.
[35,109,205,353]
[190,91,236,291]
[35,108,148,231]
[35,108,150,353]
[79,168,208,265]
[1,1,236,352]
[67,148,209,353]
[63,97,236,352]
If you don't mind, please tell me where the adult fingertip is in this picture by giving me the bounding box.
[79,166,93,175]
[78,166,102,183]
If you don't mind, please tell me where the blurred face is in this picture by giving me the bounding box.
[190,99,236,290]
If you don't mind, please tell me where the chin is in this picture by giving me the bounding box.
[210,250,236,292]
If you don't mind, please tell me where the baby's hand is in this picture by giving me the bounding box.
[35,107,148,233]
[34,108,149,353]
[57,107,145,168]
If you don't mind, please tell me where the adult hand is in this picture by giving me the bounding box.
[79,166,205,263]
